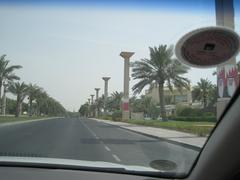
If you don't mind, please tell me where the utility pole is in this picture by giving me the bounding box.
[120,51,134,120]
[102,77,110,114]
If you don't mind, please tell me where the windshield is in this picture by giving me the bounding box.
[0,0,239,178]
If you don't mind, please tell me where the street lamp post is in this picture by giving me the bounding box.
[120,51,134,120]
[102,77,110,114]
[95,88,100,117]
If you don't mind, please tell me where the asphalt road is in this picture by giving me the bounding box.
[0,117,199,172]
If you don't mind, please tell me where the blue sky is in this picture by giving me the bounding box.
[0,0,214,10]
[0,1,239,111]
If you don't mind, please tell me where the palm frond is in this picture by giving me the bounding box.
[4,65,22,74]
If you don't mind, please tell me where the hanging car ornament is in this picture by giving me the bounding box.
[175,26,240,68]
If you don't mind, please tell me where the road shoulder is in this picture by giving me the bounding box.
[90,118,206,149]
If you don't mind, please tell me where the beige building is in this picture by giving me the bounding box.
[145,86,192,116]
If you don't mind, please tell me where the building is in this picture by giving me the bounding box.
[145,86,192,116]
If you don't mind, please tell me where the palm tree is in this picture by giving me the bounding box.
[95,95,104,116]
[79,103,90,117]
[8,82,28,117]
[192,78,213,109]
[35,90,48,116]
[27,84,42,116]
[0,55,22,112]
[108,91,123,111]
[131,45,190,120]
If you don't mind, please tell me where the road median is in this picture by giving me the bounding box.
[0,116,63,127]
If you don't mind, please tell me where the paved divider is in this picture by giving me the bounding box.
[0,117,63,127]
[90,118,207,148]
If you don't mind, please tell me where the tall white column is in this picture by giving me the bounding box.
[95,88,100,117]
[90,94,95,117]
[102,77,110,114]
[95,88,100,100]
[120,51,134,120]
[215,0,237,119]
[90,94,94,105]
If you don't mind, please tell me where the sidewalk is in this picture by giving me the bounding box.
[90,118,207,148]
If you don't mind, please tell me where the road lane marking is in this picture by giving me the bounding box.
[104,145,111,152]
[112,154,121,162]
[93,134,98,138]
[81,119,123,161]
[80,119,98,137]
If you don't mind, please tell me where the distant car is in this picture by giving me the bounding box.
[22,111,27,115]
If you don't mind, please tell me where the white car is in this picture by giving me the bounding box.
[144,117,151,120]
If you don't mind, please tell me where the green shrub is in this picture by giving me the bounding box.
[99,115,112,120]
[176,104,188,116]
[177,107,202,116]
[203,112,215,116]
[171,116,216,122]
[112,110,122,121]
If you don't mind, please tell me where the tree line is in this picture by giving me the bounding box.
[0,54,66,117]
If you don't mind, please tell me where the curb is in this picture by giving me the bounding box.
[118,126,201,151]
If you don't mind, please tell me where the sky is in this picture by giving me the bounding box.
[0,0,239,111]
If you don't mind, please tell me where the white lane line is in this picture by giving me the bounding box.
[81,119,118,158]
[104,145,111,152]
[112,154,121,162]
[80,120,98,137]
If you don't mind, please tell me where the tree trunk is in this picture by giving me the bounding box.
[19,103,22,116]
[203,94,207,109]
[0,81,2,114]
[2,87,6,116]
[15,102,20,117]
[158,83,167,121]
[29,99,33,117]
